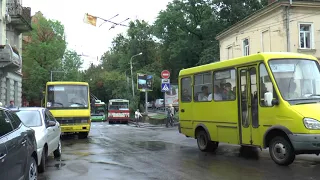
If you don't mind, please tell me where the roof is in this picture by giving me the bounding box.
[46,81,89,85]
[10,107,45,112]
[216,0,320,40]
[179,52,317,76]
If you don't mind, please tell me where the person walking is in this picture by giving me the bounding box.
[135,109,142,127]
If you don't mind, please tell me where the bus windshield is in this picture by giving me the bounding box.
[46,85,89,109]
[109,102,129,110]
[269,59,320,101]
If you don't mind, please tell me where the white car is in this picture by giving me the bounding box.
[14,107,62,173]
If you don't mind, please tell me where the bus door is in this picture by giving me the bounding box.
[238,65,260,145]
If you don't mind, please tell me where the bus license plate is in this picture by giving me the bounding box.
[62,127,72,131]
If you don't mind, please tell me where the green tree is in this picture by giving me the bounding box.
[59,50,83,81]
[22,15,67,101]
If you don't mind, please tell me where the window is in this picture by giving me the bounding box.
[47,85,88,109]
[16,110,42,127]
[259,63,276,106]
[6,112,21,129]
[0,110,13,137]
[213,69,236,101]
[194,72,212,102]
[243,38,249,56]
[181,77,192,102]
[299,23,313,49]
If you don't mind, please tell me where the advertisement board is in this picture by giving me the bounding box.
[165,84,178,106]
[137,73,153,91]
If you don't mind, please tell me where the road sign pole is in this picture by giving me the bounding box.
[145,90,148,115]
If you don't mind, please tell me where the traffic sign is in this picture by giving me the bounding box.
[161,79,170,83]
[161,70,170,79]
[161,83,170,92]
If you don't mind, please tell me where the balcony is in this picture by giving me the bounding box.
[6,2,32,33]
[0,44,21,72]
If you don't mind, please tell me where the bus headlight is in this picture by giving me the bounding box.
[81,120,88,123]
[303,118,320,130]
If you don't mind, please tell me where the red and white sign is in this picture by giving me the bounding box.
[161,70,170,79]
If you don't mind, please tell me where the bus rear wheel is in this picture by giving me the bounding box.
[196,130,218,152]
[269,136,295,166]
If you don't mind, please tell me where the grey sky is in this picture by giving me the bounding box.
[23,0,171,69]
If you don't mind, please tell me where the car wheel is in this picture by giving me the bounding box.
[53,140,62,158]
[38,149,46,173]
[27,157,38,180]
[78,132,88,139]
[196,130,213,152]
[269,136,295,166]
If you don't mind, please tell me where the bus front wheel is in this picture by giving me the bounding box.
[78,132,89,139]
[196,130,218,152]
[269,136,295,166]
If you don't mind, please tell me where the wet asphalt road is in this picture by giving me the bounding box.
[39,122,320,180]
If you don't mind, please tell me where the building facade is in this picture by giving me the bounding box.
[0,0,31,106]
[216,0,320,61]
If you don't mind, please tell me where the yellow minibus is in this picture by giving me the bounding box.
[178,52,320,166]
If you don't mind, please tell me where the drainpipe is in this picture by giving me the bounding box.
[286,0,292,52]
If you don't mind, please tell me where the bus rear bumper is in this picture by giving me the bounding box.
[61,124,91,133]
[289,134,320,153]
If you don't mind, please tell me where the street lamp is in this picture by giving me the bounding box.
[130,52,143,97]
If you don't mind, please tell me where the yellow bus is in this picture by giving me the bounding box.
[178,52,320,166]
[45,81,91,139]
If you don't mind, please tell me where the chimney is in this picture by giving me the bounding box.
[268,0,278,4]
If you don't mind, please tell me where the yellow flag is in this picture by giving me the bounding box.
[83,13,97,26]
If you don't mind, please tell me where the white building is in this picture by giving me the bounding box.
[0,0,32,106]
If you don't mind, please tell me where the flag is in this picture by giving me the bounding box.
[83,13,97,26]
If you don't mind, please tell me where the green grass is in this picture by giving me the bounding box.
[149,114,166,119]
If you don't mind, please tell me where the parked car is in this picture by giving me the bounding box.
[14,107,62,173]
[0,107,38,180]
[155,99,164,109]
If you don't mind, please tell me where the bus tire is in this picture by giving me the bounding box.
[196,130,214,152]
[269,136,295,166]
[78,132,88,139]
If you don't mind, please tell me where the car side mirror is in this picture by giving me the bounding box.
[48,120,56,127]
[264,92,273,107]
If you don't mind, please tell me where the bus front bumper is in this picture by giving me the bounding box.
[61,124,91,133]
[289,134,320,152]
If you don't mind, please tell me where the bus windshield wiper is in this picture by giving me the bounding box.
[295,101,319,105]
[308,94,320,97]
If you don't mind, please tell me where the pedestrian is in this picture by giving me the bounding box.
[135,109,142,127]
[8,100,15,108]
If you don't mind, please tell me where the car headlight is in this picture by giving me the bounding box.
[303,118,320,130]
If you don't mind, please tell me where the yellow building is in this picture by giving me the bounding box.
[216,0,320,61]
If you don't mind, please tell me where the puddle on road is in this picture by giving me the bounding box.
[129,141,186,151]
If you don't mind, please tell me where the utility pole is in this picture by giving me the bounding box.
[50,71,64,81]
[129,52,142,97]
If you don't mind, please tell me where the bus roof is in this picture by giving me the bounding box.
[109,99,129,102]
[46,81,89,86]
[179,52,317,77]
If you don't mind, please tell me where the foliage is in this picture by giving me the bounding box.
[22,15,83,102]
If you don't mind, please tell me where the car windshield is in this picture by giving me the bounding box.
[15,110,42,127]
[46,85,89,109]
[269,59,320,101]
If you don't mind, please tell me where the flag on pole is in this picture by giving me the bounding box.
[83,13,97,26]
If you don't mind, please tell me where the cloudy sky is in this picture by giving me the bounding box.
[23,0,172,69]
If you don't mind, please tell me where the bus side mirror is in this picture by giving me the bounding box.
[264,92,273,107]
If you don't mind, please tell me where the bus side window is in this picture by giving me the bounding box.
[193,72,212,102]
[213,69,236,101]
[181,77,192,102]
[259,63,276,106]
